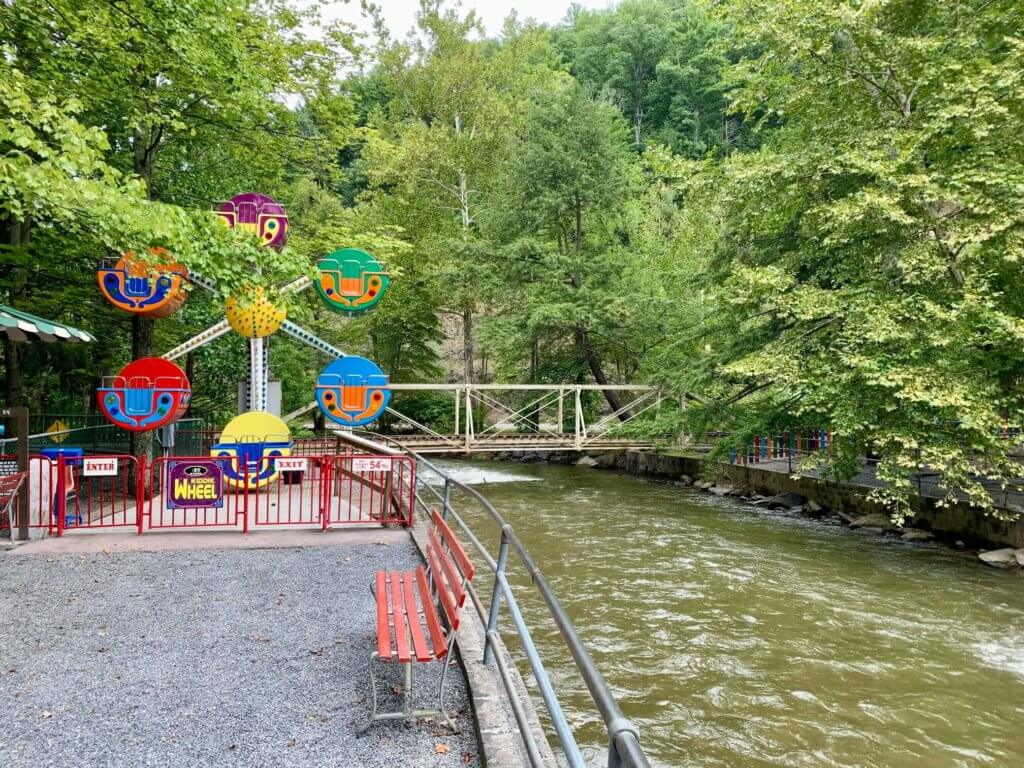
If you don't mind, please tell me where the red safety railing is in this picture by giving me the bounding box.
[248,456,329,528]
[2,451,414,536]
[1,454,68,533]
[321,455,415,527]
[146,455,248,531]
[60,454,140,533]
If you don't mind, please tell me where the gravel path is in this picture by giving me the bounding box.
[0,541,480,767]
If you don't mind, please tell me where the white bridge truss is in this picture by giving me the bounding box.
[287,383,674,454]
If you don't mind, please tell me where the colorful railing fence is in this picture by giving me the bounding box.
[1,451,414,536]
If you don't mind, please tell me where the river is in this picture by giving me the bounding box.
[436,459,1024,768]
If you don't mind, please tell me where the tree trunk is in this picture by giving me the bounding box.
[3,341,23,407]
[575,327,626,419]
[3,217,30,407]
[184,352,195,417]
[130,122,158,487]
[129,315,155,489]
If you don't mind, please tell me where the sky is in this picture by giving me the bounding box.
[323,0,616,40]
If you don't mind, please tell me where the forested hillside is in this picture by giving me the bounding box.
[1,0,1022,514]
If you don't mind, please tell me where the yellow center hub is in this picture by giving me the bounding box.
[224,287,286,338]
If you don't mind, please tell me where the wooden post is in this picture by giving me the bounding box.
[1,407,29,540]
[557,389,564,435]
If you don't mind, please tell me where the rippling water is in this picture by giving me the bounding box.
[439,459,1024,768]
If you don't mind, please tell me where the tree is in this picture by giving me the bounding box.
[556,0,737,157]
[484,77,639,415]
[362,1,547,383]
[667,0,1024,518]
[0,0,356,431]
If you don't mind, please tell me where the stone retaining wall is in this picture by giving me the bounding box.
[585,449,1024,549]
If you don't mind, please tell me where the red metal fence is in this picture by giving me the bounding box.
[1,452,414,537]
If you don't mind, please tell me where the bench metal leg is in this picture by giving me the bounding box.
[356,643,461,736]
[356,651,381,737]
[437,639,459,734]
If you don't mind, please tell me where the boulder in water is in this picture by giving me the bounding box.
[768,492,806,510]
[709,484,733,496]
[901,530,934,542]
[978,548,1019,568]
[575,455,599,468]
[849,513,893,530]
[678,475,693,486]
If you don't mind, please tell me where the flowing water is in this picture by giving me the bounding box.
[435,459,1024,768]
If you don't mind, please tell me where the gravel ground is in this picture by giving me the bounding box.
[0,542,480,767]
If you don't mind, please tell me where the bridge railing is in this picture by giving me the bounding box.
[346,430,650,768]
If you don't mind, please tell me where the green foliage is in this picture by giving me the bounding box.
[556,0,738,156]
[663,0,1024,518]
[0,0,359,417]
[3,0,1022,523]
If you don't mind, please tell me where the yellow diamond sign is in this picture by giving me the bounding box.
[46,419,69,444]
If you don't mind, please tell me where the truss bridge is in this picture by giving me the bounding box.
[287,383,671,454]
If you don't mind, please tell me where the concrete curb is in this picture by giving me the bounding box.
[408,519,559,768]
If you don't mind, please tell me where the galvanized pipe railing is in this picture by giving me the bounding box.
[345,430,650,768]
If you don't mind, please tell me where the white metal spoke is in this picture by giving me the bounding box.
[280,275,312,294]
[279,320,346,359]
[161,320,231,361]
[187,272,219,294]
[284,400,319,422]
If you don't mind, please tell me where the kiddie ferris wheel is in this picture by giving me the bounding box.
[94,192,393,455]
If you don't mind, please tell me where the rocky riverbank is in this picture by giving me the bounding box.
[472,447,1024,565]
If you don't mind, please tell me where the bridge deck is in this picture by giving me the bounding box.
[380,433,656,454]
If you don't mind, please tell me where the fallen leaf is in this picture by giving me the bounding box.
[462,753,473,764]
[41,710,53,719]
[254,635,270,643]
[286,739,296,747]
[435,743,450,754]
[102,548,110,557]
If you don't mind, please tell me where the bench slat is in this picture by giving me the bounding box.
[402,571,431,662]
[390,572,411,663]
[429,525,466,608]
[427,541,461,632]
[415,566,447,660]
[431,509,475,580]
[375,571,391,659]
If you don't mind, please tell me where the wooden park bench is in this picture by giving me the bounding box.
[358,509,476,735]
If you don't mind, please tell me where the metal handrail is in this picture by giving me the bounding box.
[346,430,651,768]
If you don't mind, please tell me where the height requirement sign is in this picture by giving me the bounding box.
[167,460,224,508]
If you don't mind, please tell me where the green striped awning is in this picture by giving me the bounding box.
[0,304,94,343]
